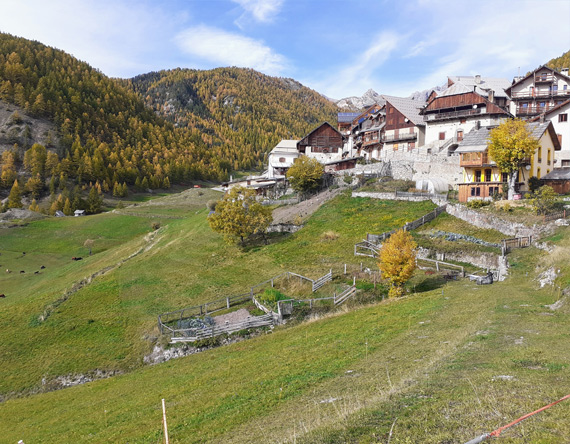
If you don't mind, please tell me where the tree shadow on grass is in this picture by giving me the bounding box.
[410,273,447,293]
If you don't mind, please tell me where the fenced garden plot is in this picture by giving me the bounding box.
[159,270,336,341]
[356,205,447,257]
[543,209,568,222]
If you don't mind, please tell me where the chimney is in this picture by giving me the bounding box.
[475,75,481,84]
[540,114,545,123]
[475,121,481,130]
[488,90,494,103]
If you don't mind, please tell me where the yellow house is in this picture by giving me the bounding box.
[456,121,561,202]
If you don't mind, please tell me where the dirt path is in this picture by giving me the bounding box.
[271,187,345,225]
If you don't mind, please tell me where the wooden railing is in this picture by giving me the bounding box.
[424,108,483,121]
[170,314,275,343]
[460,152,491,167]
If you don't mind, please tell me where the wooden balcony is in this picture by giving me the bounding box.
[516,104,558,115]
[534,73,555,83]
[382,132,417,142]
[460,152,493,167]
[511,89,570,99]
[424,107,483,121]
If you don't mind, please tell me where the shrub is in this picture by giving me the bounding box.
[528,176,541,193]
[530,185,560,215]
[151,221,161,231]
[342,175,353,184]
[466,199,490,209]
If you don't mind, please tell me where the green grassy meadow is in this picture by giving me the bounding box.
[1,189,569,443]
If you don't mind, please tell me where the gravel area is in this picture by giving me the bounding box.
[213,308,253,326]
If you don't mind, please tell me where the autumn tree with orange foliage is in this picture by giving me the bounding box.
[378,229,417,298]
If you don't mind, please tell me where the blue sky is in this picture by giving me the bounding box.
[1,0,569,99]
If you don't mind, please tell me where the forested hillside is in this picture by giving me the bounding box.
[547,49,570,71]
[0,33,230,202]
[125,68,339,171]
[0,33,338,210]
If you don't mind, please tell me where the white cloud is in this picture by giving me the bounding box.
[175,25,288,75]
[0,0,181,77]
[410,0,570,92]
[232,0,284,24]
[307,31,401,99]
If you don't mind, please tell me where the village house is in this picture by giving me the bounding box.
[380,95,425,155]
[529,99,570,166]
[297,122,347,162]
[337,112,360,135]
[506,66,570,119]
[506,66,570,165]
[456,121,561,202]
[266,139,300,178]
[350,104,385,160]
[421,75,512,154]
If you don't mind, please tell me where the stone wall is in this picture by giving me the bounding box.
[445,203,553,238]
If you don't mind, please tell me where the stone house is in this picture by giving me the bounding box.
[421,75,512,154]
[266,139,299,178]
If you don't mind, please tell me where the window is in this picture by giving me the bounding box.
[562,160,570,167]
[409,141,415,150]
[470,187,481,197]
[279,157,286,163]
[564,85,568,91]
[502,173,508,183]
[553,85,558,92]
[560,113,568,122]
[457,130,464,142]
[460,118,467,124]
[537,168,541,179]
[393,143,399,151]
[475,170,482,183]
[389,107,394,114]
[485,169,492,182]
[439,132,446,140]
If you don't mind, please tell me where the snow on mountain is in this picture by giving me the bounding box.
[334,89,385,110]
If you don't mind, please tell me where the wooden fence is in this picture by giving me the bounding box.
[158,293,252,333]
[334,285,357,305]
[501,236,532,254]
[357,205,447,257]
[313,269,333,291]
[158,270,334,338]
[170,314,275,343]
[416,257,464,276]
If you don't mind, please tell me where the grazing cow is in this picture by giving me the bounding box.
[5,269,11,273]
[20,270,25,274]
[34,271,40,275]
[40,265,46,269]
[0,294,5,298]
[72,257,83,261]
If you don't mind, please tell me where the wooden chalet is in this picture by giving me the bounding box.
[297,122,346,162]
[351,104,385,159]
[382,95,425,152]
[337,112,360,134]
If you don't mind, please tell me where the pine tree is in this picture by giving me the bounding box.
[28,198,40,212]
[63,197,72,215]
[8,179,23,209]
[87,186,102,214]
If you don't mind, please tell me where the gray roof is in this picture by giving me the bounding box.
[542,167,570,180]
[455,126,493,153]
[444,76,511,99]
[527,121,551,140]
[338,112,360,123]
[455,121,554,154]
[381,95,426,126]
